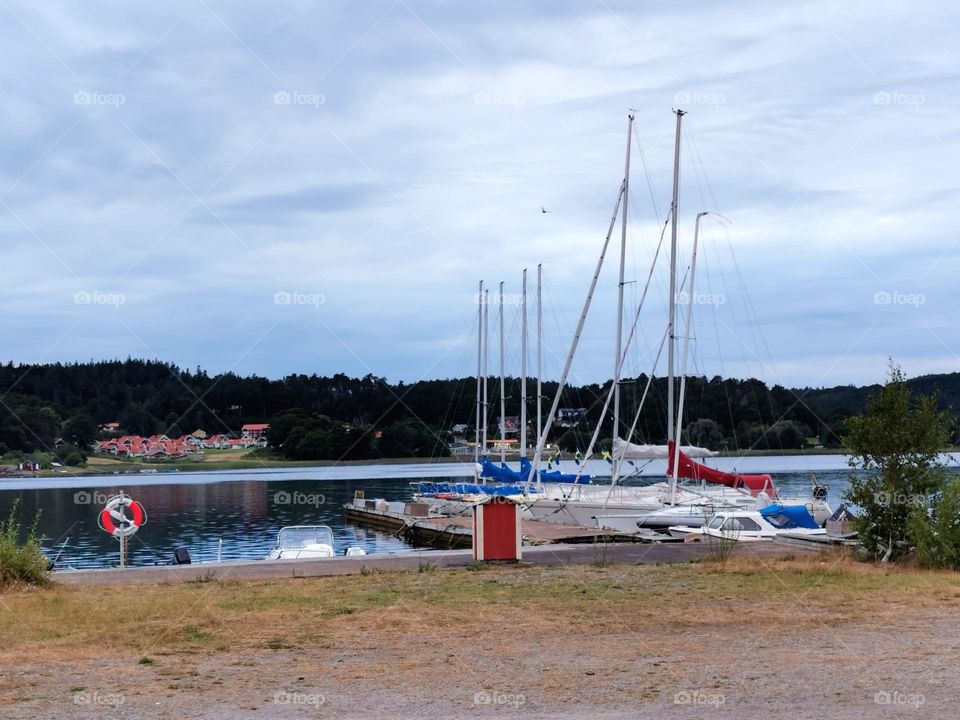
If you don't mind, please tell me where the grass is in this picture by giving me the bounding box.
[1,554,958,666]
[0,501,49,588]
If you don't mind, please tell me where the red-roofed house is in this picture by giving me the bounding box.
[241,423,270,439]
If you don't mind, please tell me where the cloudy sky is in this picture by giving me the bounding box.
[0,0,957,389]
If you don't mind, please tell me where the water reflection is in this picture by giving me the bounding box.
[0,467,872,570]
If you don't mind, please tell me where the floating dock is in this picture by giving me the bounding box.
[342,500,652,548]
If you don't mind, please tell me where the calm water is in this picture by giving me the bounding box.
[0,455,889,570]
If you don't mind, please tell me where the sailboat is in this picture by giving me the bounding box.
[523,111,831,530]
[415,269,585,507]
[474,269,588,486]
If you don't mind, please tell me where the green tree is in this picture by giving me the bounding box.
[378,420,446,458]
[844,364,951,562]
[684,418,725,450]
[62,410,97,448]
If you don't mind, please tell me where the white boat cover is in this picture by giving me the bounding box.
[613,437,717,460]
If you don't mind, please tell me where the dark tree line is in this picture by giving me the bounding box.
[1,359,958,459]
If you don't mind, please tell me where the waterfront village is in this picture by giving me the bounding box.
[90,422,271,459]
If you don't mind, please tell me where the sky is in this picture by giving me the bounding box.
[0,0,958,390]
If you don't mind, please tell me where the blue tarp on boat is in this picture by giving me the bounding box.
[478,456,590,485]
[759,503,821,529]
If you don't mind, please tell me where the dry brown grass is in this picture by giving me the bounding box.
[1,554,958,664]
[2,556,959,719]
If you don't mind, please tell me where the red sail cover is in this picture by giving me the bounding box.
[667,442,777,498]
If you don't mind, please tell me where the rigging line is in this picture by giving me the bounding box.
[632,124,663,222]
[703,231,744,455]
[574,216,669,480]
[684,117,721,213]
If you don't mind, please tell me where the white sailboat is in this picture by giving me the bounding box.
[524,111,830,530]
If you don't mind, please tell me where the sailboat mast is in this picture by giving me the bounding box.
[474,280,483,466]
[499,281,506,464]
[536,264,543,457]
[520,269,528,458]
[482,289,489,459]
[612,112,634,482]
[670,211,706,498]
[527,180,625,493]
[667,109,685,445]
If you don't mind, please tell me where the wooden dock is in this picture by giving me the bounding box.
[342,502,651,548]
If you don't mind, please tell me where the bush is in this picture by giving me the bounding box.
[909,480,960,570]
[0,501,49,588]
[844,364,952,563]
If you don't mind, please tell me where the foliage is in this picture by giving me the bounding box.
[61,410,98,448]
[556,429,591,453]
[378,419,448,458]
[266,410,375,461]
[844,364,952,562]
[0,500,49,588]
[684,418,725,450]
[908,479,960,570]
[0,358,959,458]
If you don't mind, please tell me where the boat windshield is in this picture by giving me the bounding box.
[277,526,334,549]
[707,515,724,529]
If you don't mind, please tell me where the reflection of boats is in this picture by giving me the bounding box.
[266,525,366,560]
[668,505,828,542]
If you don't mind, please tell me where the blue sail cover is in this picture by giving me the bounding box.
[417,481,524,496]
[478,456,590,484]
[759,503,821,529]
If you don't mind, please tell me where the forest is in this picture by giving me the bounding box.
[0,359,958,461]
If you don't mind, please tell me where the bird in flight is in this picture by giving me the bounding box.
[540,205,551,214]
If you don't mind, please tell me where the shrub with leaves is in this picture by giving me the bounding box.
[909,480,960,570]
[844,363,951,563]
[0,500,49,588]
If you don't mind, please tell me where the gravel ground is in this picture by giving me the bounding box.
[1,559,958,719]
[3,609,956,718]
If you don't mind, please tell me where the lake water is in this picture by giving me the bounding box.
[2,454,955,570]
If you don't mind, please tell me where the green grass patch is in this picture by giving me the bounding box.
[0,500,49,589]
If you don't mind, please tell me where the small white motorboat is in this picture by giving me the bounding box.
[668,505,828,542]
[266,525,367,560]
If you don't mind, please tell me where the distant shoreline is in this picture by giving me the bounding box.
[3,446,862,480]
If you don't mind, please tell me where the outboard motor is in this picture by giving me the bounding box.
[173,546,192,565]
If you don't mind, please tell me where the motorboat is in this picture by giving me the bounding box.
[266,525,367,560]
[667,505,828,542]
